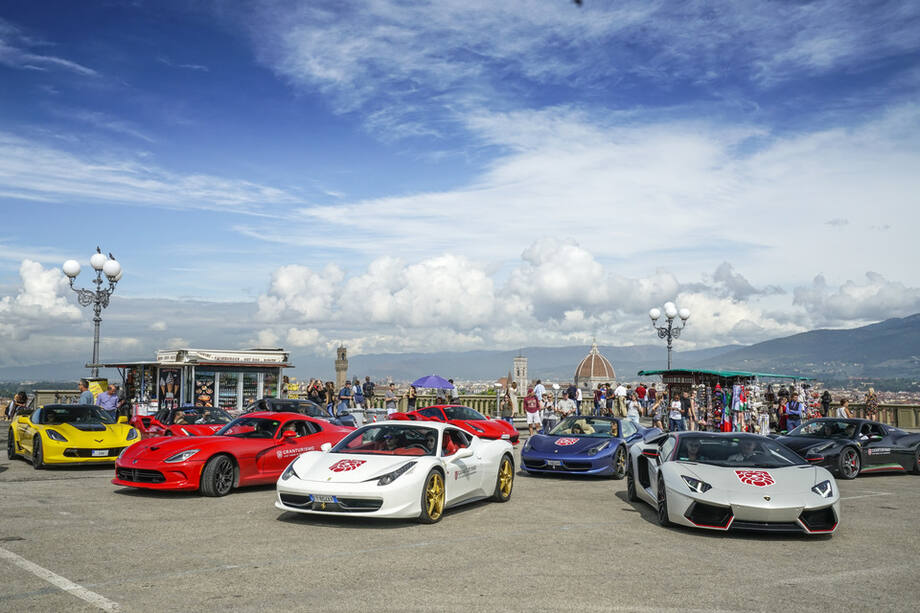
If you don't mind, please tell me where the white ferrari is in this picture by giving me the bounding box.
[627,432,840,535]
[275,421,514,523]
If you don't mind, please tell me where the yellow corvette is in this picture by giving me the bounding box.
[7,404,140,468]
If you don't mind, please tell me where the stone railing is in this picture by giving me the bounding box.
[838,403,920,429]
[364,393,503,416]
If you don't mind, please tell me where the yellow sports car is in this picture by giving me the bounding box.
[7,404,140,468]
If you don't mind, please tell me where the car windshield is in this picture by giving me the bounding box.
[245,399,326,418]
[788,420,856,439]
[41,405,114,425]
[443,406,486,421]
[332,424,438,456]
[170,407,232,425]
[674,435,807,468]
[549,416,617,438]
[215,417,281,438]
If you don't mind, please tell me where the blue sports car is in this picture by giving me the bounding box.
[520,416,661,479]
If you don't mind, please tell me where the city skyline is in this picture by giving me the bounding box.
[1,1,919,369]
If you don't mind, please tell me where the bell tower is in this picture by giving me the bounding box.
[335,345,348,389]
[513,352,528,394]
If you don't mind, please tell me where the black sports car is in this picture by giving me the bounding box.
[773,418,920,480]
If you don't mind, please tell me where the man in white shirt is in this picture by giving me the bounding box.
[557,392,576,419]
[532,380,546,410]
[614,383,627,417]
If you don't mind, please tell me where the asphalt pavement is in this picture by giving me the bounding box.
[1,425,919,613]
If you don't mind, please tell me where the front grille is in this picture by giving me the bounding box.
[799,507,837,532]
[279,493,312,508]
[522,459,545,469]
[280,493,383,512]
[685,502,733,528]
[116,467,166,483]
[563,461,592,470]
[64,447,125,458]
[732,521,803,533]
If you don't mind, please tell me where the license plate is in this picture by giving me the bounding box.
[313,494,336,503]
[92,449,108,457]
[546,460,562,467]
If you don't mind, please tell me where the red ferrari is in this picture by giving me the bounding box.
[130,406,232,438]
[390,405,519,445]
[113,412,354,496]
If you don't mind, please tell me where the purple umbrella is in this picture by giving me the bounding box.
[411,375,454,389]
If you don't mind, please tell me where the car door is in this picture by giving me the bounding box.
[859,422,893,468]
[442,428,480,504]
[15,410,38,454]
[254,418,321,479]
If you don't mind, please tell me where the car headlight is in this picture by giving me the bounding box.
[281,460,301,481]
[372,461,417,486]
[126,428,138,441]
[45,429,68,442]
[587,440,611,456]
[523,439,532,451]
[811,480,833,498]
[681,475,712,493]
[164,449,200,463]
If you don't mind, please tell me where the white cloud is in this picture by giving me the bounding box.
[793,272,920,327]
[149,320,168,331]
[0,259,80,340]
[0,18,99,77]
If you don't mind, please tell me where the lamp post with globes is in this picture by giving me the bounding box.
[62,247,123,377]
[648,301,690,370]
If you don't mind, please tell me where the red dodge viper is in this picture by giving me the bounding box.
[390,405,519,445]
[113,412,354,496]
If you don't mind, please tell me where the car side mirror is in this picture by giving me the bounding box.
[455,448,474,459]
[282,430,298,441]
[321,442,332,452]
[117,416,128,424]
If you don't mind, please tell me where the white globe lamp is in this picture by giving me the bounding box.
[103,259,122,281]
[648,307,661,321]
[679,308,691,321]
[62,259,81,279]
[90,252,107,271]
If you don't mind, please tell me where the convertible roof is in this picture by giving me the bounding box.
[636,368,813,380]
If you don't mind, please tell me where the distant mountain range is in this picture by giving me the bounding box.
[2,314,918,384]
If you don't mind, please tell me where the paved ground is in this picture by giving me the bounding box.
[1,426,919,613]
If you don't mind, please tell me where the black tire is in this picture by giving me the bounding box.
[199,455,235,497]
[912,447,920,475]
[418,469,445,524]
[7,429,17,460]
[32,436,44,470]
[491,454,514,502]
[626,455,638,502]
[656,475,670,526]
[838,446,861,480]
[611,445,627,480]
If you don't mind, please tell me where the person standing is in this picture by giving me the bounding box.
[523,388,541,437]
[680,391,695,431]
[5,391,28,420]
[449,379,459,403]
[864,388,879,421]
[820,390,832,418]
[626,394,641,425]
[668,393,683,432]
[78,379,94,405]
[532,380,546,412]
[406,385,417,410]
[557,391,576,420]
[508,381,518,419]
[384,383,399,417]
[836,398,852,418]
[647,384,657,412]
[337,381,352,416]
[613,382,627,418]
[636,383,647,411]
[784,392,804,431]
[352,378,365,410]
[363,376,376,409]
[566,382,578,407]
[594,384,605,416]
[574,386,582,415]
[541,393,558,433]
[96,384,119,421]
[649,395,665,430]
[500,390,514,425]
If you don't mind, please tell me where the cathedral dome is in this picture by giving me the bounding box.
[575,342,616,386]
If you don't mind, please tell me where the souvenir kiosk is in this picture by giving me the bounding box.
[95,348,292,414]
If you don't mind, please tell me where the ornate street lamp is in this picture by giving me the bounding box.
[62,247,123,377]
[649,301,690,370]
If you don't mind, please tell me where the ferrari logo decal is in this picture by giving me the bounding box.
[555,438,578,446]
[735,470,774,487]
[329,459,366,472]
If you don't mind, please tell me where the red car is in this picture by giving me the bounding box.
[130,406,232,438]
[113,412,354,496]
[390,405,519,445]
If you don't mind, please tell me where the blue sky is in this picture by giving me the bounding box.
[1,0,919,370]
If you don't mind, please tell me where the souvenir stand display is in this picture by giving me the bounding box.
[636,368,812,433]
[94,348,292,415]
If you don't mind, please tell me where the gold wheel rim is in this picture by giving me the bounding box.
[426,473,444,520]
[616,448,626,473]
[499,458,513,496]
